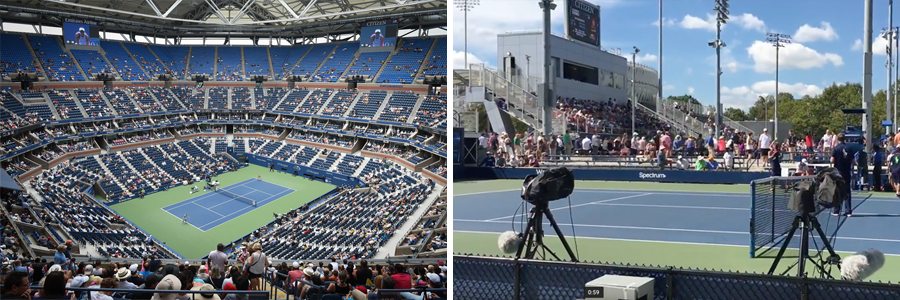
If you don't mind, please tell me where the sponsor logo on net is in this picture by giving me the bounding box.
[639,172,666,180]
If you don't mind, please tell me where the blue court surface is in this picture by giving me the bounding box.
[162,178,295,231]
[455,189,900,255]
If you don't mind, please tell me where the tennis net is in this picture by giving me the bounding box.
[217,188,257,207]
[749,175,840,258]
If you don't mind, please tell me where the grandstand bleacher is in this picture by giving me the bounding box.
[0,15,447,298]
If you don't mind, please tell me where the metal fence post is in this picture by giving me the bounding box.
[800,275,809,300]
[514,258,522,300]
[666,266,675,300]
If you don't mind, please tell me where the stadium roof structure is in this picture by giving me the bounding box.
[1,0,446,39]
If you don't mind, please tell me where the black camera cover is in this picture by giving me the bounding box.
[521,167,575,203]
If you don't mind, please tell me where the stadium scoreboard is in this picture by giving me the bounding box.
[63,18,101,46]
[565,0,600,47]
[360,19,399,48]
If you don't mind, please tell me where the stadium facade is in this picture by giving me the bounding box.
[496,31,659,108]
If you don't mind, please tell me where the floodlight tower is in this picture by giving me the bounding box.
[710,0,729,138]
[539,0,556,135]
[882,26,895,134]
[765,32,791,138]
[455,0,480,70]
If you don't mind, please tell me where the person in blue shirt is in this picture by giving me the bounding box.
[873,143,884,192]
[54,245,68,270]
[831,133,854,216]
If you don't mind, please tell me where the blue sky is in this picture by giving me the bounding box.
[452,0,899,110]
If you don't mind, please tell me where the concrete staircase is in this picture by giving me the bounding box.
[65,90,90,118]
[117,152,158,189]
[282,46,313,78]
[406,94,426,124]
[21,34,49,79]
[308,44,339,80]
[138,147,175,180]
[412,39,439,79]
[119,41,153,79]
[265,47,275,78]
[342,92,364,118]
[93,155,134,197]
[94,89,120,116]
[55,37,90,80]
[372,92,393,119]
[227,88,233,109]
[352,157,371,177]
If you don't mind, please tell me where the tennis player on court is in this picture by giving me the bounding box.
[182,213,189,224]
[888,148,900,197]
[258,175,261,181]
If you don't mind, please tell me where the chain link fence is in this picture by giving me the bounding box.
[455,254,900,300]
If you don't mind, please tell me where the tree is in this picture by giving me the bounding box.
[666,94,701,106]
[723,107,749,121]
[717,82,897,138]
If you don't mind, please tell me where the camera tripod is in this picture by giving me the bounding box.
[767,212,841,279]
[514,201,578,262]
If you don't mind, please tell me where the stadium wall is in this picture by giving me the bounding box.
[463,167,768,184]
[497,32,628,103]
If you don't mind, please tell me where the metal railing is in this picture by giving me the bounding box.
[455,255,900,300]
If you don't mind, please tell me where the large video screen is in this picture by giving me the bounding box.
[63,22,100,46]
[566,0,600,47]
[360,20,398,48]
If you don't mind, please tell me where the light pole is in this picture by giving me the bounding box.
[455,0,480,70]
[632,47,640,136]
[539,0,556,135]
[710,0,729,139]
[882,26,894,134]
[864,0,874,154]
[658,0,663,111]
[525,55,531,92]
[765,32,791,139]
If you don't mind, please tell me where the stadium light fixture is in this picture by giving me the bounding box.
[765,32,791,138]
[540,0,556,135]
[455,0,480,70]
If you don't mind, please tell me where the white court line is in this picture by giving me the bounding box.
[453,230,900,256]
[457,188,900,203]
[160,208,204,231]
[484,193,653,222]
[206,188,260,210]
[198,187,296,231]
[456,219,900,243]
[588,203,748,211]
[164,190,218,210]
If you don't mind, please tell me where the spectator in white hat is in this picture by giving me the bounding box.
[116,268,138,289]
[153,274,182,300]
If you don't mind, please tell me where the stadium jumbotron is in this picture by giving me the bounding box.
[1,0,447,298]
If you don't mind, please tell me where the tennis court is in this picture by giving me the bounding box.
[110,165,335,258]
[454,180,900,282]
[162,178,295,231]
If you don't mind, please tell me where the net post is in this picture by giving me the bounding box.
[750,180,757,258]
[770,177,776,250]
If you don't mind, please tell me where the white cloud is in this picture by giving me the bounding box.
[746,40,843,73]
[652,17,676,27]
[852,39,862,51]
[626,53,658,64]
[731,13,766,32]
[793,22,839,43]
[721,81,822,109]
[453,51,484,69]
[451,0,568,65]
[687,87,695,95]
[679,14,718,32]
[852,36,897,56]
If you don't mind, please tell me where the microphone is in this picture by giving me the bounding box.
[498,231,522,254]
[840,248,885,281]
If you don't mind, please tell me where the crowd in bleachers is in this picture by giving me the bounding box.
[59,141,94,153]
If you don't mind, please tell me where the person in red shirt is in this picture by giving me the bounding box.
[390,263,412,290]
[285,262,303,292]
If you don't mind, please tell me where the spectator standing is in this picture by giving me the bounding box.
[207,244,227,272]
[390,264,412,290]
[759,129,772,168]
[243,243,268,290]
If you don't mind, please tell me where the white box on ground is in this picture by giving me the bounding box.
[583,275,654,300]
